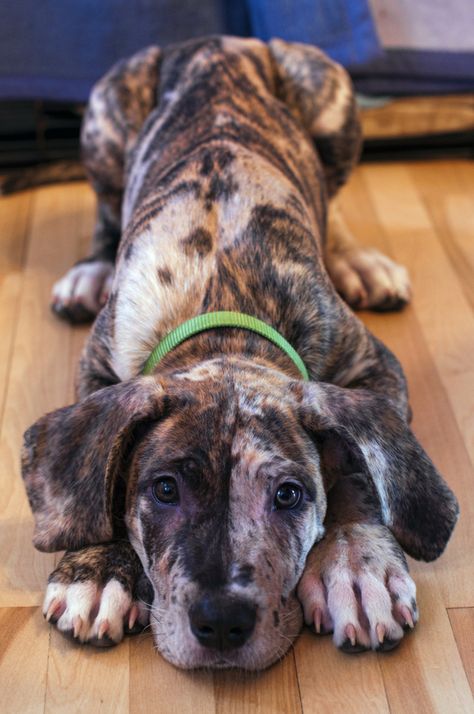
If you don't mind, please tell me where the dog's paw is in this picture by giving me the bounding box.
[51,259,114,323]
[43,543,150,647]
[297,522,418,653]
[326,247,411,311]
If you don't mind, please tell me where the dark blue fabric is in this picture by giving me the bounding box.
[0,0,380,101]
[353,49,474,96]
[246,0,381,68]
[0,1,470,101]
[0,0,226,101]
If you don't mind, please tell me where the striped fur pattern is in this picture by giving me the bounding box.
[22,36,458,669]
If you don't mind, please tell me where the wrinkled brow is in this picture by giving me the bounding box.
[255,459,318,500]
[137,450,212,491]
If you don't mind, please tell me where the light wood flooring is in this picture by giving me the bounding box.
[0,160,473,713]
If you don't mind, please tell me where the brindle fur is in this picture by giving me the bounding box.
[22,36,458,669]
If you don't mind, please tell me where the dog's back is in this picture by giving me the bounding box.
[92,36,360,383]
[124,37,326,228]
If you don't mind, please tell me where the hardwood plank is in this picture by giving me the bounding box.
[361,164,474,460]
[45,626,129,714]
[214,650,301,714]
[449,608,474,696]
[0,183,94,606]
[0,607,49,714]
[379,568,474,714]
[67,184,94,403]
[129,634,215,714]
[0,190,31,420]
[409,161,474,313]
[294,631,389,714]
[340,165,474,608]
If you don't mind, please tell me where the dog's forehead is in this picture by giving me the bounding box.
[143,366,311,472]
[170,358,302,411]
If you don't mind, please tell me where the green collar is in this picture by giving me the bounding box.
[142,311,309,380]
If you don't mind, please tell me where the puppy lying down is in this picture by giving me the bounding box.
[21,36,458,670]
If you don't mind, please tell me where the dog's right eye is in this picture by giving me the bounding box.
[152,477,180,505]
[274,482,303,510]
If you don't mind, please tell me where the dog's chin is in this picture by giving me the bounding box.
[151,595,304,671]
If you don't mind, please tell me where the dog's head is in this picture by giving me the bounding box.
[22,359,458,669]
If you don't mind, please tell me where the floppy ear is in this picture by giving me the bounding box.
[268,38,362,197]
[300,382,459,561]
[21,377,168,552]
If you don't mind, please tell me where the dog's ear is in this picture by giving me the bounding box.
[299,382,459,561]
[268,38,362,197]
[21,377,168,552]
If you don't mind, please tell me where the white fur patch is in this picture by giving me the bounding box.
[359,441,391,524]
[51,261,114,314]
[44,578,136,644]
[55,581,99,641]
[112,211,216,381]
[89,579,132,642]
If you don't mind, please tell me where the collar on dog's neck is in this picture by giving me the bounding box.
[142,311,309,380]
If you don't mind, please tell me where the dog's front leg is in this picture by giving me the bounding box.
[51,46,161,324]
[326,202,411,311]
[297,473,418,653]
[43,541,152,646]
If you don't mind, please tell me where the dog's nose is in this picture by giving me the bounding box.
[189,594,257,650]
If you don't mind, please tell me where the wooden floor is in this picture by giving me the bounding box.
[1,159,473,713]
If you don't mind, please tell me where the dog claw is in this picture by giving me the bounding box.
[45,598,62,622]
[97,619,110,640]
[313,607,322,634]
[72,616,83,639]
[400,606,415,629]
[376,623,385,645]
[345,624,357,647]
[128,605,139,631]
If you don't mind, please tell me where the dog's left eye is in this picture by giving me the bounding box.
[152,477,180,505]
[274,483,302,510]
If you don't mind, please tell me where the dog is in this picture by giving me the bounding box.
[21,36,458,670]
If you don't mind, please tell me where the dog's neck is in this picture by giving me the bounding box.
[142,312,308,381]
[149,322,306,383]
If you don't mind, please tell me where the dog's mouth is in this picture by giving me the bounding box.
[149,589,304,671]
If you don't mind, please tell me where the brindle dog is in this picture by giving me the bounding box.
[22,36,458,670]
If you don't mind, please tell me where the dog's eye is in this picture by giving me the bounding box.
[152,477,179,505]
[274,483,302,510]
